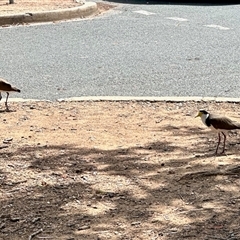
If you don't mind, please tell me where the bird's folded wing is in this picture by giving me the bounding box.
[210,115,240,130]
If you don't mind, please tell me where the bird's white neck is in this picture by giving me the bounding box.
[201,113,209,126]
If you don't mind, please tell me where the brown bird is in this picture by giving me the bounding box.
[195,109,240,154]
[0,78,21,111]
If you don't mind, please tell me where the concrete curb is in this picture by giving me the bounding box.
[0,2,98,26]
[7,96,240,103]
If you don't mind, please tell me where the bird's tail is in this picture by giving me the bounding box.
[234,123,240,129]
[11,87,21,93]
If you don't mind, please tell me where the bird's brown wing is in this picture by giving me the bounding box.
[0,79,20,92]
[0,79,12,91]
[210,114,240,130]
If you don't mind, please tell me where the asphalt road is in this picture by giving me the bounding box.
[0,2,240,100]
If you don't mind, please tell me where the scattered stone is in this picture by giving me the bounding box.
[168,170,175,174]
[75,169,83,174]
[0,145,9,149]
[131,221,141,226]
[0,223,5,229]
[78,225,90,231]
[81,176,88,181]
[4,138,13,142]
[32,217,41,223]
[107,192,115,198]
[10,217,20,222]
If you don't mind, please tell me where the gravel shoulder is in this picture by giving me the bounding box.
[0,0,85,16]
[0,0,114,18]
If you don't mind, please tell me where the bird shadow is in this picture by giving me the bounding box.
[0,109,16,113]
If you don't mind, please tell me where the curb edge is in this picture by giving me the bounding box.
[7,96,240,103]
[0,2,98,26]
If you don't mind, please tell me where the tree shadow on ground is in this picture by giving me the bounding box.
[1,125,240,240]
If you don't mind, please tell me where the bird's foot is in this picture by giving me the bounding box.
[5,108,15,113]
[214,151,226,156]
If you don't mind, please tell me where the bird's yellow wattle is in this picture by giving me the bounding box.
[195,112,201,118]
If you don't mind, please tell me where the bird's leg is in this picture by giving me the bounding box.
[5,92,9,111]
[0,92,2,101]
[221,132,227,154]
[215,132,221,155]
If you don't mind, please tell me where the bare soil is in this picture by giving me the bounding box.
[0,0,113,16]
[0,100,240,240]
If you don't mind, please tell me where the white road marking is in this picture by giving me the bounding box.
[166,17,188,22]
[133,10,156,15]
[204,24,230,30]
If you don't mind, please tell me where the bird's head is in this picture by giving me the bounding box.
[195,109,209,118]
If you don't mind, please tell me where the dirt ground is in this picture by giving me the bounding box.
[0,100,240,240]
[0,0,113,16]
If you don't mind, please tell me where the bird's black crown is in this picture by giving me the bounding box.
[199,109,209,115]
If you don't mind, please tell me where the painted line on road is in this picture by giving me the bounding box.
[204,24,230,30]
[133,10,156,15]
[166,17,188,22]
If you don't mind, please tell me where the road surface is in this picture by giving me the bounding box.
[0,2,240,100]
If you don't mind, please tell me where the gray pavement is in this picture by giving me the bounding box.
[0,2,240,101]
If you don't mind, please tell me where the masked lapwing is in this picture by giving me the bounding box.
[0,78,21,111]
[195,109,240,154]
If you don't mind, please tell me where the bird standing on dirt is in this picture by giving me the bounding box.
[0,78,21,111]
[195,109,240,154]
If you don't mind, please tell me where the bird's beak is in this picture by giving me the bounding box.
[195,112,201,118]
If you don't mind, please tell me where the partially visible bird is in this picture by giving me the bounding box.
[0,78,21,111]
[195,109,240,154]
